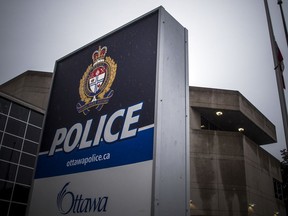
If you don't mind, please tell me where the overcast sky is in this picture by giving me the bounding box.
[0,0,288,160]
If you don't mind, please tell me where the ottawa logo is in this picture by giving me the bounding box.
[57,182,108,214]
[76,46,117,115]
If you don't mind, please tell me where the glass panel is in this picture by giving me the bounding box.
[16,166,33,185]
[25,125,41,143]
[0,200,9,216]
[9,202,27,216]
[0,146,20,163]
[2,134,23,150]
[29,111,44,127]
[6,118,26,137]
[10,103,29,122]
[22,140,38,155]
[20,153,36,168]
[0,161,17,181]
[0,114,7,131]
[12,184,30,203]
[0,180,13,200]
[0,97,11,114]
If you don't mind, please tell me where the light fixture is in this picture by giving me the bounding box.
[216,111,223,116]
[189,200,197,210]
[249,203,255,208]
[274,211,279,216]
[238,127,244,132]
[248,203,255,214]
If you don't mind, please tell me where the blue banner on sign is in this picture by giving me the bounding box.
[35,127,154,179]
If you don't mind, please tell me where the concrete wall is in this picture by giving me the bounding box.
[189,87,276,143]
[244,137,285,216]
[0,71,52,110]
[190,107,286,216]
[190,128,248,216]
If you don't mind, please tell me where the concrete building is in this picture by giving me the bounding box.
[0,70,52,110]
[0,71,52,216]
[0,71,285,215]
[190,86,286,215]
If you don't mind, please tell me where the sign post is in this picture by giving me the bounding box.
[28,7,189,216]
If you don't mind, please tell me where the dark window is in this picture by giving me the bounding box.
[2,134,23,150]
[0,161,17,181]
[0,200,9,216]
[10,103,29,122]
[25,125,41,142]
[29,111,43,127]
[0,114,7,131]
[16,166,33,185]
[9,202,27,216]
[0,180,13,200]
[273,178,283,200]
[20,153,36,168]
[6,118,26,137]
[22,140,38,155]
[0,97,10,114]
[0,146,20,163]
[12,184,30,203]
[201,116,221,130]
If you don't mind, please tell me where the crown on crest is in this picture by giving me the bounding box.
[92,46,107,65]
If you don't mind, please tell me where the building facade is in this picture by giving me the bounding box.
[0,71,286,215]
[0,70,52,110]
[0,71,52,216]
[189,86,286,216]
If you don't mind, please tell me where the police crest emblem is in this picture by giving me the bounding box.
[77,46,117,114]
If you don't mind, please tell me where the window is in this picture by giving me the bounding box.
[0,97,44,216]
[29,111,44,127]
[200,116,220,130]
[10,103,29,122]
[9,203,27,216]
[16,166,33,185]
[0,114,7,131]
[2,134,23,150]
[0,201,9,216]
[273,178,284,200]
[0,146,20,163]
[0,97,10,114]
[20,153,36,168]
[22,140,38,155]
[0,161,17,181]
[12,184,30,203]
[6,118,26,137]
[0,180,13,200]
[25,125,41,142]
